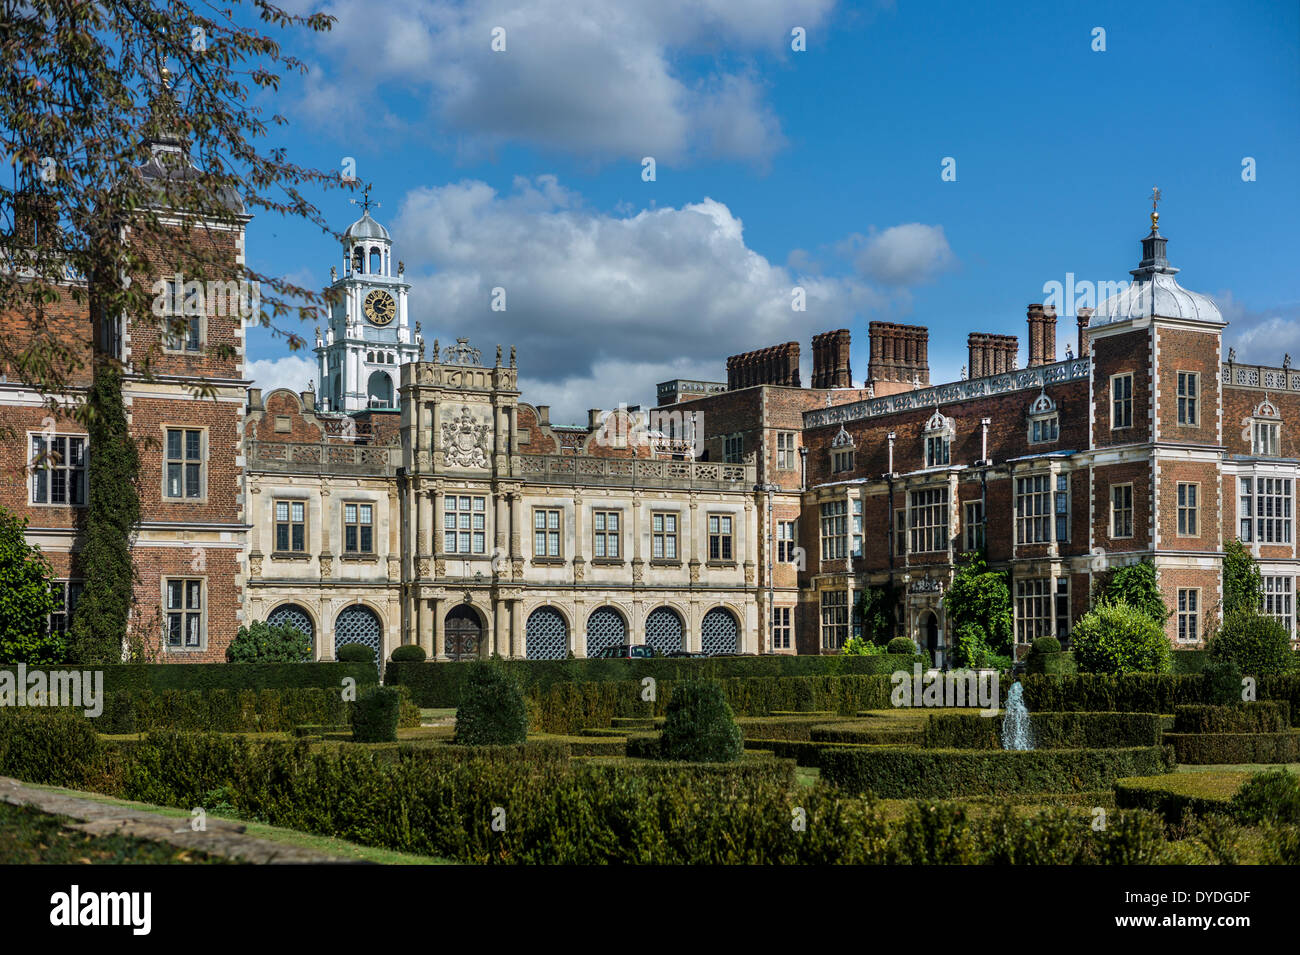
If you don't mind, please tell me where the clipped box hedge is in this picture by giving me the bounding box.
[96,687,351,734]
[1113,772,1249,824]
[1025,651,1077,675]
[526,674,897,735]
[1172,702,1291,734]
[922,711,1164,750]
[809,722,925,746]
[387,654,918,707]
[1162,731,1300,765]
[819,744,1175,798]
[0,662,378,695]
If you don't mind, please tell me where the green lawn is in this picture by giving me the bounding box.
[0,801,228,865]
[23,784,455,865]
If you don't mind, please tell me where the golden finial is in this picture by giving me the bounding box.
[1150,185,1161,232]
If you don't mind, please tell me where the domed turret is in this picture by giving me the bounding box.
[1093,196,1223,326]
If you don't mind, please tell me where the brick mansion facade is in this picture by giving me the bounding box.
[5,144,1297,662]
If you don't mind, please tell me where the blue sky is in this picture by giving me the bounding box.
[242,0,1300,423]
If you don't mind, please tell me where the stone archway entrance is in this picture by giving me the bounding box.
[444,604,483,661]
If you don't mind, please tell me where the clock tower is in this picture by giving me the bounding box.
[315,189,420,413]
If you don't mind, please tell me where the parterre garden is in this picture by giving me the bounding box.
[2,650,1299,864]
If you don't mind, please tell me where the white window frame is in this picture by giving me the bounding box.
[164,577,206,651]
[29,433,88,507]
[1176,482,1199,537]
[163,427,207,501]
[444,495,487,555]
[1111,373,1133,430]
[1177,371,1199,427]
[1262,576,1294,638]
[1177,588,1200,643]
[909,486,949,553]
[1015,474,1051,544]
[1111,483,1134,539]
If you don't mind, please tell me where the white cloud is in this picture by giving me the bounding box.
[843,223,956,286]
[295,0,836,162]
[1219,290,1300,364]
[246,355,317,397]
[390,175,901,421]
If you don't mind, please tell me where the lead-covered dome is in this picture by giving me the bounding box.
[1093,224,1223,325]
[345,210,390,242]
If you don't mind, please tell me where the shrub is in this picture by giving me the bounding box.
[225,620,312,663]
[886,637,916,656]
[1069,601,1171,675]
[839,636,884,656]
[351,686,401,743]
[455,661,528,745]
[390,644,427,662]
[1031,636,1061,655]
[1093,559,1168,625]
[659,680,743,763]
[1222,539,1264,617]
[1209,608,1295,676]
[1231,769,1300,826]
[0,507,61,664]
[336,643,377,664]
[943,555,1014,659]
[1202,660,1244,705]
[0,709,107,789]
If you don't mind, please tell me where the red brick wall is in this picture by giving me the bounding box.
[1090,327,1151,447]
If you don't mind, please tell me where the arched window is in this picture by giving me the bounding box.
[830,425,855,474]
[701,608,738,655]
[267,604,316,655]
[369,247,382,274]
[352,247,364,274]
[924,410,953,467]
[586,607,627,657]
[1027,391,1059,445]
[1252,399,1282,456]
[525,607,568,660]
[644,607,683,655]
[367,351,374,363]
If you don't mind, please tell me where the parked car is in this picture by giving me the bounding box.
[592,644,656,659]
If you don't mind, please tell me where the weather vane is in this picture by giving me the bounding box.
[350,182,380,215]
[1150,185,1161,232]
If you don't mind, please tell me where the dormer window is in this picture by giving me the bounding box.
[1252,399,1281,456]
[831,426,855,474]
[923,410,952,467]
[1027,391,1059,445]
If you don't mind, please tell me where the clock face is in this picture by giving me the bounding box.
[363,289,397,326]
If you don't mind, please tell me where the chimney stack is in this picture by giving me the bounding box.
[811,329,853,389]
[726,341,800,390]
[1026,304,1057,367]
[867,322,930,396]
[967,333,1019,378]
[1076,308,1093,358]
[588,408,602,430]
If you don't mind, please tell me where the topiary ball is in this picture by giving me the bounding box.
[454,660,528,745]
[886,636,916,656]
[658,679,743,763]
[390,644,427,662]
[337,643,376,664]
[1030,635,1061,655]
[1209,608,1296,676]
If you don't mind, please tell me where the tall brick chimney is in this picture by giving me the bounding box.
[867,322,930,395]
[967,333,1019,378]
[726,341,800,390]
[1076,307,1093,358]
[1026,304,1057,367]
[811,329,852,389]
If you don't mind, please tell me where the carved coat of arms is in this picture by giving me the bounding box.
[440,406,491,468]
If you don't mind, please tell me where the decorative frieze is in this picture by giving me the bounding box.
[804,357,1091,429]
